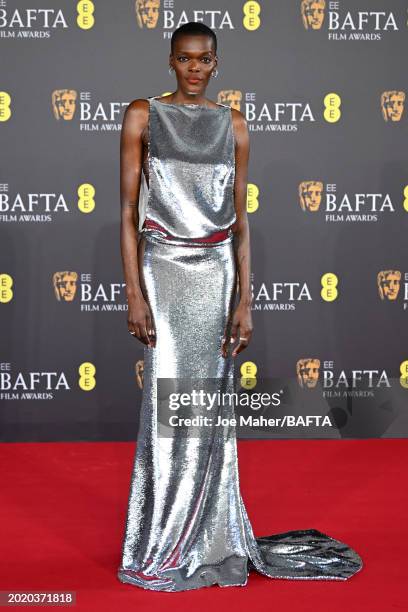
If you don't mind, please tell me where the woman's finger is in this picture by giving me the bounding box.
[221,319,232,357]
[128,322,137,338]
[141,323,152,347]
[146,313,156,347]
[135,323,149,346]
[229,322,239,349]
[231,334,250,357]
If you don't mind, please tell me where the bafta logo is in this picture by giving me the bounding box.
[135,0,159,29]
[135,360,144,389]
[297,358,320,388]
[53,271,78,302]
[52,89,77,121]
[381,91,405,122]
[301,0,325,30]
[217,90,242,111]
[299,181,323,211]
[377,270,401,300]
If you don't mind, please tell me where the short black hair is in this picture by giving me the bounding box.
[170,22,217,55]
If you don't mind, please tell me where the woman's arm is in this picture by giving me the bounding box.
[222,109,253,358]
[120,99,155,347]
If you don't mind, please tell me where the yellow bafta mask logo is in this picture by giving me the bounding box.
[377,270,401,300]
[297,358,320,388]
[301,0,325,30]
[53,271,78,302]
[135,359,144,389]
[52,89,77,121]
[381,91,405,122]
[217,90,242,111]
[299,181,323,211]
[135,0,160,29]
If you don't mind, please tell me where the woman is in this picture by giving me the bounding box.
[117,22,363,592]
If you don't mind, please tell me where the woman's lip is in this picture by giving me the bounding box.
[187,78,201,83]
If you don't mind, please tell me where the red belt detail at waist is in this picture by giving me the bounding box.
[142,218,230,243]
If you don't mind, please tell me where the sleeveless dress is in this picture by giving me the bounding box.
[117,96,363,592]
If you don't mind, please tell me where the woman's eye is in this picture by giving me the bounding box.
[177,56,212,63]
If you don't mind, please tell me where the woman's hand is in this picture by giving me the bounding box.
[221,301,253,358]
[127,296,156,348]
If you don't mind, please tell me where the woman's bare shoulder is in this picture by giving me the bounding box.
[125,98,150,115]
[230,106,247,126]
[230,107,248,146]
[122,99,149,133]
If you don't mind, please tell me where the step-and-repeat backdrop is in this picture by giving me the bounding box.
[1,0,407,441]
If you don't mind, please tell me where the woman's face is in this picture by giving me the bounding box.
[170,35,217,95]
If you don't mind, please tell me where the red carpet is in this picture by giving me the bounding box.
[0,439,406,611]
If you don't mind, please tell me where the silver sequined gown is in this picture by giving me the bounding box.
[117,96,363,592]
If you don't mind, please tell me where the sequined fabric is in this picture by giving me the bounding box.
[117,98,363,592]
[139,96,237,241]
